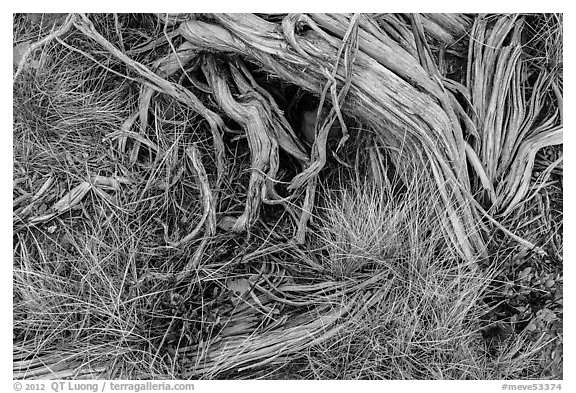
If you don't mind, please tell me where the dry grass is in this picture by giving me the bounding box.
[13,13,562,380]
[285,171,549,379]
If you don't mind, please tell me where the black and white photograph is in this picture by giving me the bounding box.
[12,11,563,386]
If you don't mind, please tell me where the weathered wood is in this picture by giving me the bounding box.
[178,13,484,260]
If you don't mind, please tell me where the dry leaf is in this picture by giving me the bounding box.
[13,41,41,71]
[226,278,251,297]
[217,216,237,231]
[52,182,92,212]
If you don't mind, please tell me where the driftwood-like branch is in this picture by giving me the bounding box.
[466,14,563,216]
[201,55,306,232]
[178,13,484,261]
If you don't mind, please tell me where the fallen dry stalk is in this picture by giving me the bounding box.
[173,144,216,248]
